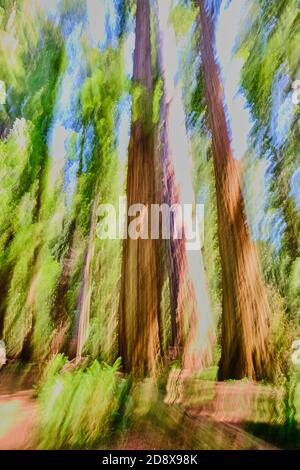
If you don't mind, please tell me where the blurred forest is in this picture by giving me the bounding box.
[0,0,299,450]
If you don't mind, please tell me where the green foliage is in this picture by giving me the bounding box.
[31,253,61,360]
[38,357,128,449]
[196,366,218,381]
[3,225,37,356]
[73,46,126,361]
[170,1,197,38]
[0,3,127,362]
[0,5,63,357]
[152,77,163,125]
[131,82,153,130]
[0,1,38,92]
[36,352,68,391]
[239,0,300,125]
[237,0,300,340]
[115,0,135,38]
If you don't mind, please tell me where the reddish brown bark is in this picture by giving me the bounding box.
[156,0,213,371]
[118,0,162,376]
[198,0,271,380]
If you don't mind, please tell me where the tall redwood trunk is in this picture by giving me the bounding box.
[118,0,161,376]
[198,0,271,380]
[156,0,213,371]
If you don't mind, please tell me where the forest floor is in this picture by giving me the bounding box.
[0,390,38,449]
[0,366,281,450]
[0,392,276,450]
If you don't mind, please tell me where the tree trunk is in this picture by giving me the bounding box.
[49,219,76,357]
[118,0,162,376]
[68,196,98,359]
[198,0,271,380]
[156,0,214,371]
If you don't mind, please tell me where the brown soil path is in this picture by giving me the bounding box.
[0,371,278,450]
[0,390,38,449]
